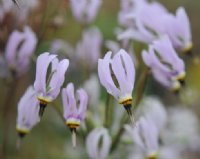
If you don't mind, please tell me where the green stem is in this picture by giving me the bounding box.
[104,93,111,128]
[51,102,66,124]
[110,67,149,153]
[134,68,150,108]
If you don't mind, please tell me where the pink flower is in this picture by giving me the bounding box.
[62,83,88,129]
[5,26,37,76]
[34,52,69,116]
[75,27,102,69]
[164,7,192,52]
[98,49,135,121]
[62,83,88,147]
[86,128,111,159]
[142,36,185,91]
[125,117,159,158]
[16,86,40,138]
[70,0,102,24]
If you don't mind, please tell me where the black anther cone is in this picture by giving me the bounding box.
[70,128,76,133]
[179,79,185,86]
[39,103,47,117]
[123,104,135,124]
[123,104,132,116]
[18,132,26,138]
[186,50,193,57]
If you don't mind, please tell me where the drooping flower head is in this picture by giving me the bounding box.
[1,0,39,22]
[86,127,111,159]
[118,0,135,27]
[98,49,135,121]
[5,26,37,76]
[165,7,192,53]
[16,86,40,138]
[125,117,159,159]
[69,0,102,24]
[34,52,69,117]
[142,36,185,92]
[62,83,88,147]
[118,0,168,43]
[50,39,74,59]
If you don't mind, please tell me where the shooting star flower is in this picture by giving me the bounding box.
[62,83,88,147]
[16,86,40,138]
[125,117,159,159]
[142,36,185,92]
[34,52,69,117]
[98,49,135,122]
[86,127,111,159]
[75,27,102,69]
[69,0,102,24]
[118,0,168,44]
[5,26,37,76]
[164,7,192,53]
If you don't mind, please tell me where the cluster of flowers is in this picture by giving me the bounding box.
[16,52,88,147]
[0,0,39,22]
[1,0,198,158]
[84,97,200,159]
[118,0,192,92]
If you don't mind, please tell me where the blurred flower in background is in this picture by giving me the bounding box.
[16,86,40,137]
[4,26,37,76]
[75,27,102,70]
[0,0,200,159]
[86,127,111,159]
[69,0,102,24]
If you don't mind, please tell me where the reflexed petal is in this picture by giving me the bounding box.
[5,31,25,67]
[176,7,191,41]
[86,128,111,159]
[111,49,134,96]
[153,36,185,73]
[17,86,40,131]
[98,51,120,99]
[120,49,135,85]
[18,26,37,60]
[48,59,69,99]
[33,52,57,94]
[77,89,88,120]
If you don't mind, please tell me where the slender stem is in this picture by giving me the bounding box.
[134,68,150,107]
[110,67,149,153]
[1,78,19,159]
[72,130,76,148]
[104,93,111,128]
[51,102,66,124]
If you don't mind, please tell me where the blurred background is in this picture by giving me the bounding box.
[0,0,200,159]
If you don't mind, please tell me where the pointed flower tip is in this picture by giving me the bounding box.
[170,81,181,94]
[183,42,193,54]
[98,49,135,105]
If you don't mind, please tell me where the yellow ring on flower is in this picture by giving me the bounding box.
[119,97,132,106]
[146,152,158,159]
[16,126,29,134]
[37,97,50,105]
[65,121,80,129]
